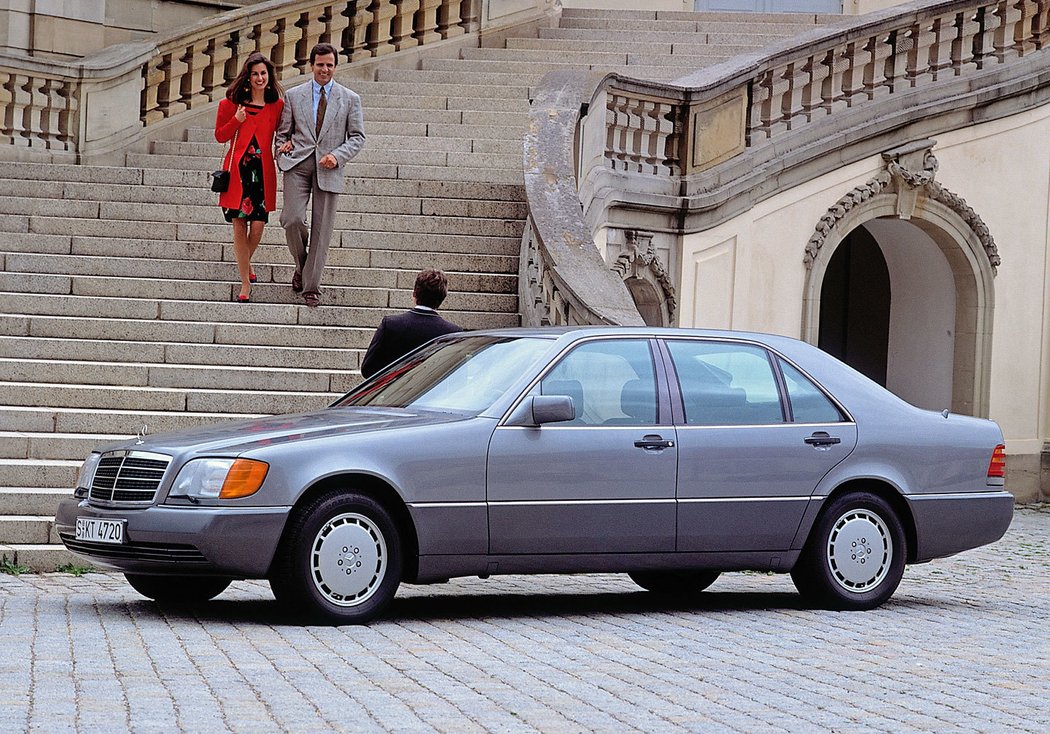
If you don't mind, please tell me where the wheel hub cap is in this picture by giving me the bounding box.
[311,513,385,607]
[826,509,892,593]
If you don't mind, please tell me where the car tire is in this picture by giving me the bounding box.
[628,570,720,595]
[791,491,906,610]
[124,574,231,602]
[269,491,402,625]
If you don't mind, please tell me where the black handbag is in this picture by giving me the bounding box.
[210,170,230,193]
[211,128,238,193]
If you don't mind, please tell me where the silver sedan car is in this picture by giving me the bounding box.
[56,327,1013,624]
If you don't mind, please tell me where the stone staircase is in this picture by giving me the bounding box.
[0,7,830,570]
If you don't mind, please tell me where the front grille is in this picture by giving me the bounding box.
[89,451,171,507]
[60,533,209,564]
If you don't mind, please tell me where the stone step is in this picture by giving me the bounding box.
[0,516,59,545]
[350,79,531,99]
[0,381,336,414]
[132,147,522,171]
[0,544,78,572]
[0,233,519,270]
[559,7,827,23]
[137,160,525,185]
[538,27,785,47]
[431,55,730,75]
[0,356,358,394]
[3,253,518,292]
[0,433,123,463]
[0,487,76,516]
[558,16,817,35]
[182,129,525,155]
[0,334,359,371]
[0,458,79,489]
[0,405,256,435]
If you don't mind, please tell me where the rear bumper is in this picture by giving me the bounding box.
[55,498,290,577]
[905,491,1014,562]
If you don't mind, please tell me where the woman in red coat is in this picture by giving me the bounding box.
[215,53,284,302]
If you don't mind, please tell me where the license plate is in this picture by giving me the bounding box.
[75,517,125,544]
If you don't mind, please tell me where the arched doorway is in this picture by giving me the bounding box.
[817,220,958,411]
[802,142,999,417]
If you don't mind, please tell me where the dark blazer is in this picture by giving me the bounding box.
[360,307,462,378]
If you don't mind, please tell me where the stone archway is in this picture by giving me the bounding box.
[801,140,999,417]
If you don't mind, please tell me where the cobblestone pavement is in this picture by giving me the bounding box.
[1,508,1047,734]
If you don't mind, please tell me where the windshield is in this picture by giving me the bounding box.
[337,335,553,414]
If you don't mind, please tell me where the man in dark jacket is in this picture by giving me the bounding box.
[360,269,462,378]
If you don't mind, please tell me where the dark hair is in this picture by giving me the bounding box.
[414,269,449,309]
[310,43,339,65]
[226,52,283,105]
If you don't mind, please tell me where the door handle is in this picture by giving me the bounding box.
[804,431,841,447]
[634,434,675,450]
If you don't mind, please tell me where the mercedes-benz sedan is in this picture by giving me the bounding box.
[57,327,1013,624]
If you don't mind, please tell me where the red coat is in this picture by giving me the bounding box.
[214,97,284,212]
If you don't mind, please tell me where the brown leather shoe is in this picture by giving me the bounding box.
[291,272,303,293]
[304,292,320,308]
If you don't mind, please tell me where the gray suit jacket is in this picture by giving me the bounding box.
[275,80,365,194]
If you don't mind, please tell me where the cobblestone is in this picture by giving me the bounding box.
[1,507,1047,733]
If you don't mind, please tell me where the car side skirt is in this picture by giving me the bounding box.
[413,551,802,584]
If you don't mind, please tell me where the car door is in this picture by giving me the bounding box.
[487,337,677,554]
[663,338,858,553]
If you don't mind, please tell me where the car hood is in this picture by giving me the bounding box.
[99,407,470,456]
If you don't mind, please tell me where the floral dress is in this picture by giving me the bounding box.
[222,104,268,223]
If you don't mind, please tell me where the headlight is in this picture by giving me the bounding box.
[169,458,269,500]
[75,453,102,495]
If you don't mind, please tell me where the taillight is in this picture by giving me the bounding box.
[987,444,1006,478]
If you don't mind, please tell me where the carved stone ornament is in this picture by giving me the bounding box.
[804,141,1000,271]
[611,230,678,325]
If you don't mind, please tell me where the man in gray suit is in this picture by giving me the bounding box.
[275,43,365,308]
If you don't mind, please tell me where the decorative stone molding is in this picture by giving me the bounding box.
[804,140,1000,271]
[610,229,677,326]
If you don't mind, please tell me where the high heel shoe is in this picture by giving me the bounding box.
[249,271,257,283]
[236,286,251,303]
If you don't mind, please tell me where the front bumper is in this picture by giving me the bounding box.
[55,498,291,577]
[906,490,1014,562]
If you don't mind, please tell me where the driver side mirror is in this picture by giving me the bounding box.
[506,395,575,426]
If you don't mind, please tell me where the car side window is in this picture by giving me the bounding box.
[539,340,657,426]
[667,340,785,426]
[777,357,846,423]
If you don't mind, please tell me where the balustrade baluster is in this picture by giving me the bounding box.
[927,16,955,80]
[270,18,299,79]
[391,0,423,51]
[767,63,796,135]
[835,42,862,108]
[36,78,61,149]
[367,0,398,57]
[344,1,371,61]
[801,51,832,121]
[663,103,684,175]
[1032,0,1050,49]
[324,3,352,58]
[56,80,76,150]
[952,9,982,72]
[903,20,937,86]
[202,37,232,102]
[990,0,1021,61]
[152,52,185,120]
[0,71,13,145]
[458,0,480,35]
[413,0,442,45]
[861,32,895,99]
[295,10,330,74]
[749,69,774,139]
[7,74,33,146]
[1011,0,1040,55]
[179,41,211,110]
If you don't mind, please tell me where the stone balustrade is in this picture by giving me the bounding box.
[521,70,645,328]
[585,0,1049,181]
[0,0,490,159]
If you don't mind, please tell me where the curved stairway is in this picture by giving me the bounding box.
[0,7,831,570]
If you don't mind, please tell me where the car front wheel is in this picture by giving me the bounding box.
[629,570,720,595]
[125,574,231,602]
[269,491,402,625]
[791,491,906,610]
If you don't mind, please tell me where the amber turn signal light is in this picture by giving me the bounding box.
[219,459,269,499]
[987,444,1006,479]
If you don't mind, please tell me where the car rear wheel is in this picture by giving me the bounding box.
[791,491,906,610]
[124,574,231,602]
[269,491,402,625]
[629,570,720,595]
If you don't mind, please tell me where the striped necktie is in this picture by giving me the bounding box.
[315,85,327,136]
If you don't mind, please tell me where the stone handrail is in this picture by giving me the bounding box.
[580,0,1050,216]
[521,70,645,327]
[0,0,481,159]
